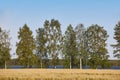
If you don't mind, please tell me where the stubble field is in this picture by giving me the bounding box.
[0,69,120,80]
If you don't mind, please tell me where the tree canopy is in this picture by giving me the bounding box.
[86,25,109,68]
[112,22,120,59]
[0,27,11,68]
[63,24,78,68]
[16,24,36,67]
[1,19,120,69]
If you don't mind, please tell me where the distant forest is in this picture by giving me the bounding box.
[0,19,120,69]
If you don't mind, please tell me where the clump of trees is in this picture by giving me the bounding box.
[0,19,120,69]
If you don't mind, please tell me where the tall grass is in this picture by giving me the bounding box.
[0,69,120,80]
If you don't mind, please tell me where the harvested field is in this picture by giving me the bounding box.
[0,69,120,80]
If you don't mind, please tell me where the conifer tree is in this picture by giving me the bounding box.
[16,24,36,67]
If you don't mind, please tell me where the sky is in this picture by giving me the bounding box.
[0,0,120,59]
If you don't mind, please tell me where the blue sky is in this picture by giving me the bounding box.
[0,0,120,59]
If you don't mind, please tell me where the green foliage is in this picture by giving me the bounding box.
[112,22,120,59]
[75,24,88,67]
[36,28,48,68]
[16,24,36,67]
[1,19,118,68]
[0,27,11,68]
[86,25,109,68]
[43,19,62,68]
[63,24,78,68]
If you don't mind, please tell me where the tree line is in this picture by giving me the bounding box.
[0,19,120,69]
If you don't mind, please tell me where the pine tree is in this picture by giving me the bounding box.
[16,24,36,67]
[112,22,120,60]
[63,24,77,69]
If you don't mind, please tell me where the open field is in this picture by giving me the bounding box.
[0,69,120,80]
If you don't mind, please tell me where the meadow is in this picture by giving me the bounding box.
[0,69,120,80]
